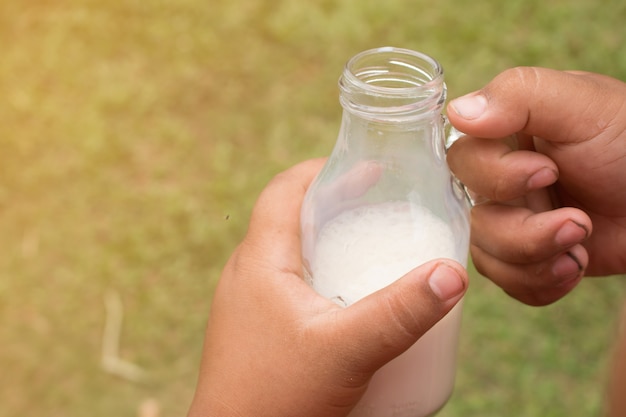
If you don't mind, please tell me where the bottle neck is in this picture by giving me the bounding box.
[338,47,446,124]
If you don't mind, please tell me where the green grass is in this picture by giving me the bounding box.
[1,0,626,416]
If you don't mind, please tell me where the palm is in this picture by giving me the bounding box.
[583,211,626,275]
[541,128,626,276]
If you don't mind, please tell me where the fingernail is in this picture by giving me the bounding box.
[555,220,589,247]
[526,167,558,190]
[551,251,583,281]
[450,93,487,120]
[429,263,466,301]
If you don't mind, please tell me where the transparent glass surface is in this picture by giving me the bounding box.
[301,47,470,417]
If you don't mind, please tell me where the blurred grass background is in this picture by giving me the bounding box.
[1,0,626,416]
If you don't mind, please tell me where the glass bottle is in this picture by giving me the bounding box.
[300,47,470,417]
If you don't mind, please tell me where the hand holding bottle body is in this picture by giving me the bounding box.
[187,159,467,417]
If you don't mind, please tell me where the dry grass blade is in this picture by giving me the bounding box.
[102,290,146,382]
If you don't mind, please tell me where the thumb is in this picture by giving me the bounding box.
[335,260,467,373]
[446,67,626,142]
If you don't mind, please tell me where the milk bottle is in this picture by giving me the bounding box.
[301,47,470,417]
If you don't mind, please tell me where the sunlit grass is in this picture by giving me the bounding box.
[1,0,625,416]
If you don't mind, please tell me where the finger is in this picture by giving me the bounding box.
[332,260,468,371]
[446,67,626,142]
[303,160,384,224]
[470,204,591,263]
[242,158,326,272]
[330,160,385,201]
[447,134,558,202]
[471,243,587,306]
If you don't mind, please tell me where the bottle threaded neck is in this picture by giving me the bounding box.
[339,47,446,122]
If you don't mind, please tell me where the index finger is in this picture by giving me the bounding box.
[242,158,326,273]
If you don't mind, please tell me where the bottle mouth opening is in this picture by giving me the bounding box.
[339,47,446,120]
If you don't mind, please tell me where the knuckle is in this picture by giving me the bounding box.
[516,239,544,262]
[383,290,434,341]
[491,175,518,201]
[499,66,541,90]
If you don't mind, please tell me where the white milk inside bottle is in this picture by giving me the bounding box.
[308,200,464,417]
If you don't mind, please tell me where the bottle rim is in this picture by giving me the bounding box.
[338,47,446,120]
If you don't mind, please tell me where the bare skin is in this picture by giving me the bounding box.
[446,67,626,306]
[607,305,626,416]
[446,67,626,415]
[187,159,467,417]
[186,67,626,417]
